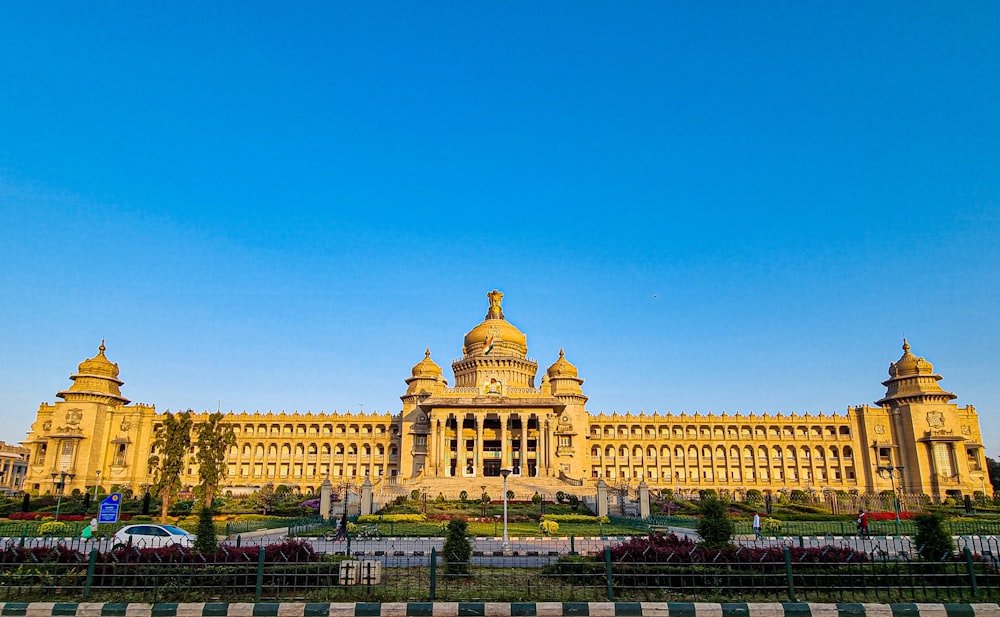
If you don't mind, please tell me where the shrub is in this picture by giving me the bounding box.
[38,521,68,536]
[358,513,425,523]
[193,507,218,554]
[610,532,867,563]
[540,520,559,535]
[555,491,567,503]
[696,498,733,549]
[442,519,472,575]
[410,490,421,501]
[914,512,955,560]
[789,490,808,503]
[745,490,763,504]
[541,514,609,523]
[531,492,542,504]
[760,517,783,534]
[459,491,468,502]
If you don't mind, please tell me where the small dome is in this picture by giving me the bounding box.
[57,340,130,404]
[546,349,578,378]
[77,340,121,380]
[411,348,442,378]
[889,338,934,377]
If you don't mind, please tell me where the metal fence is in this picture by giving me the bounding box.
[0,538,998,603]
[615,514,1000,538]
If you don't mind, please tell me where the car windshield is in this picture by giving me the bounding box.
[161,525,189,535]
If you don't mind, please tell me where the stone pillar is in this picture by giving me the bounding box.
[543,419,550,476]
[638,480,650,519]
[475,414,484,476]
[361,477,373,516]
[596,479,609,517]
[319,478,333,520]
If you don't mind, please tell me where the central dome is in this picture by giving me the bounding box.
[462,289,527,356]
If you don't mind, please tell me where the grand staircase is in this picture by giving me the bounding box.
[378,474,589,502]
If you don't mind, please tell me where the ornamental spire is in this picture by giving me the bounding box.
[485,289,505,320]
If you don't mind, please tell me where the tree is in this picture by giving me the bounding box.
[253,483,276,515]
[914,512,954,560]
[987,456,1000,499]
[149,411,193,523]
[194,412,236,508]
[696,497,734,549]
[193,505,218,554]
[442,519,472,575]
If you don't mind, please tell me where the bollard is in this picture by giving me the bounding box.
[236,535,242,547]
[798,535,804,548]
[254,545,265,602]
[83,548,98,598]
[604,546,613,601]
[570,534,577,555]
[965,546,979,597]
[783,545,796,601]
[429,546,437,600]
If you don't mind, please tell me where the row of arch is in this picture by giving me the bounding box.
[226,422,396,437]
[229,441,400,459]
[590,444,855,462]
[588,424,853,440]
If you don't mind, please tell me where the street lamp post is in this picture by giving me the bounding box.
[500,467,511,550]
[92,470,101,504]
[50,471,75,521]
[877,465,905,530]
[480,485,487,517]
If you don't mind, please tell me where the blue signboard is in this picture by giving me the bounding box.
[98,493,122,523]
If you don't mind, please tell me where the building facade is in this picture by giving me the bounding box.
[21,290,988,502]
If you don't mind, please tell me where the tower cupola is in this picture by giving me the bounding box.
[876,338,955,406]
[56,341,131,405]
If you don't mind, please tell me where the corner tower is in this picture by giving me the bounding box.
[853,339,985,500]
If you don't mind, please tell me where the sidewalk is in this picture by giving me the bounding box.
[1,602,999,617]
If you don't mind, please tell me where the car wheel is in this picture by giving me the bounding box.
[112,543,127,551]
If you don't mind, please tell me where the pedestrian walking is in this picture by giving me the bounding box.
[857,509,869,536]
[753,512,763,539]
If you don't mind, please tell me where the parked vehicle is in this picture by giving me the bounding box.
[112,524,195,549]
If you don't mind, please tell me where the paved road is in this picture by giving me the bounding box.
[9,527,999,565]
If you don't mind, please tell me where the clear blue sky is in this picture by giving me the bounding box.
[2,4,998,453]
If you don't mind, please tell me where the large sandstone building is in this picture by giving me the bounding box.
[21,290,988,502]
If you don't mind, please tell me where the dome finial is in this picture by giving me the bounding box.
[99,339,106,355]
[424,348,431,358]
[559,348,565,358]
[902,337,910,352]
[485,289,505,320]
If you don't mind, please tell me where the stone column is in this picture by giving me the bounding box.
[319,478,333,520]
[361,477,373,516]
[475,413,484,476]
[429,418,437,478]
[596,479,609,517]
[638,480,650,519]
[545,418,552,476]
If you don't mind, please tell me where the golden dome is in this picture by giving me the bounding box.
[57,340,130,404]
[77,340,122,380]
[889,338,934,377]
[546,349,578,378]
[462,289,527,355]
[411,348,442,378]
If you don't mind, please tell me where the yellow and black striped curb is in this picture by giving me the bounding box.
[0,603,999,617]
